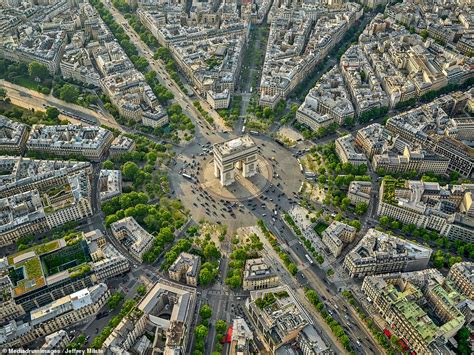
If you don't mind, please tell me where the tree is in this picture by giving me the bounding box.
[0,88,6,100]
[195,324,209,340]
[45,106,60,120]
[349,220,361,231]
[103,160,114,169]
[379,215,390,227]
[287,263,298,275]
[28,61,49,80]
[355,202,368,215]
[199,304,212,320]
[203,243,221,260]
[199,268,214,286]
[455,327,470,355]
[215,320,227,334]
[122,161,140,181]
[107,292,124,310]
[137,284,147,296]
[225,274,242,289]
[59,84,80,103]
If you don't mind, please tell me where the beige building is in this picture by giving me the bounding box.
[0,284,110,348]
[447,262,474,299]
[362,270,465,355]
[343,229,432,278]
[242,258,279,291]
[0,116,29,154]
[168,252,201,286]
[102,279,197,355]
[246,285,317,352]
[207,90,231,109]
[335,135,366,166]
[110,217,155,262]
[141,111,169,129]
[0,276,25,324]
[230,318,253,355]
[373,148,449,175]
[109,135,135,158]
[40,330,70,351]
[321,221,357,257]
[347,180,372,205]
[378,178,474,243]
[26,124,114,161]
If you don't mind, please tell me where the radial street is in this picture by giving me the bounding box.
[102,0,231,132]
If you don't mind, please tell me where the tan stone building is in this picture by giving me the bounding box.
[243,258,279,291]
[168,252,201,286]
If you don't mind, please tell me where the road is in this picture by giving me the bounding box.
[101,1,231,133]
[0,79,122,130]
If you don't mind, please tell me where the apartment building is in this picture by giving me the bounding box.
[99,170,122,202]
[246,285,326,352]
[340,44,388,116]
[102,279,197,355]
[109,135,135,158]
[168,252,201,286]
[207,90,231,110]
[27,125,114,161]
[373,148,450,175]
[343,228,432,278]
[0,156,92,198]
[355,123,395,160]
[385,99,474,178]
[447,262,474,300]
[84,230,130,282]
[0,276,25,324]
[230,318,253,355]
[0,28,67,74]
[362,269,465,355]
[0,116,29,154]
[347,180,372,205]
[0,284,110,348]
[335,134,367,166]
[40,330,70,351]
[110,217,154,262]
[60,45,100,87]
[242,258,279,291]
[296,66,354,132]
[0,190,49,246]
[322,221,357,257]
[377,178,474,243]
[141,111,169,129]
[260,3,362,107]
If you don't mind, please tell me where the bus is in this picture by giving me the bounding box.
[182,173,193,181]
[241,125,246,134]
[305,254,314,265]
[250,130,259,135]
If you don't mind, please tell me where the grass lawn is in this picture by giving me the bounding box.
[13,76,43,91]
[8,240,62,264]
[314,221,329,236]
[12,257,46,297]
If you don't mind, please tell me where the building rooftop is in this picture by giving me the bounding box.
[243,258,276,281]
[346,228,432,267]
[169,252,200,278]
